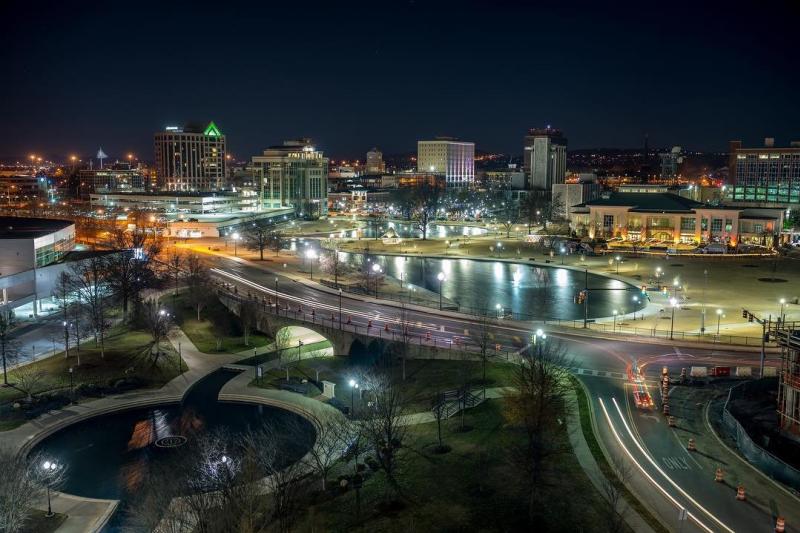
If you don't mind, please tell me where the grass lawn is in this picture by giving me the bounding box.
[168,292,271,354]
[296,397,612,532]
[249,357,516,411]
[0,325,184,430]
[238,339,332,367]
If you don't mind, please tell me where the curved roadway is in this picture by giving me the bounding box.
[205,253,797,533]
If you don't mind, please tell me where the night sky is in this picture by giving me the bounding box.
[1,0,797,161]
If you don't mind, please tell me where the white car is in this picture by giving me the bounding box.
[702,243,727,254]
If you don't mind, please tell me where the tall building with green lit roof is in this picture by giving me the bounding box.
[154,121,227,191]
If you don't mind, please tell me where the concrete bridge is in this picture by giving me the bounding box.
[215,289,508,362]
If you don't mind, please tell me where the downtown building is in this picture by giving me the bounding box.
[523,127,567,191]
[154,121,227,191]
[417,138,474,188]
[250,139,329,218]
[365,147,385,175]
[729,138,800,206]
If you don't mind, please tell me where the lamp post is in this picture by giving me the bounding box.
[612,309,618,332]
[437,272,445,310]
[338,288,343,329]
[495,303,503,319]
[348,379,359,417]
[632,296,639,320]
[669,297,678,340]
[68,367,74,403]
[561,247,566,265]
[306,249,317,279]
[178,341,182,373]
[780,298,786,323]
[615,255,621,274]
[371,263,381,297]
[274,278,279,314]
[532,328,546,356]
[716,309,723,336]
[232,232,240,256]
[42,460,58,517]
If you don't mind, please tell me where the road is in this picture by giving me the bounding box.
[205,252,798,532]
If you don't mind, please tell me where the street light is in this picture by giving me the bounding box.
[632,296,639,320]
[232,232,240,256]
[41,460,58,517]
[669,297,678,340]
[495,303,503,319]
[779,298,787,323]
[274,277,279,314]
[348,379,359,417]
[615,255,621,274]
[338,288,343,329]
[532,328,546,356]
[612,309,618,332]
[371,263,381,297]
[437,272,445,310]
[306,249,317,279]
[716,308,723,336]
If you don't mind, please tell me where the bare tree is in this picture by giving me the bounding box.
[412,183,441,241]
[239,298,259,347]
[0,308,17,385]
[0,449,66,533]
[474,311,494,391]
[13,364,47,401]
[185,253,211,321]
[274,328,294,363]
[268,230,284,257]
[105,229,160,319]
[601,453,632,533]
[431,390,448,453]
[166,250,184,299]
[298,411,349,491]
[243,223,271,260]
[357,371,408,500]
[142,300,172,364]
[51,271,73,359]
[396,303,413,381]
[504,340,573,524]
[319,247,346,288]
[71,257,110,359]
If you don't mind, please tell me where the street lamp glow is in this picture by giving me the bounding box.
[372,263,381,273]
[232,232,240,240]
[437,272,445,281]
[670,297,678,306]
[716,309,723,315]
[536,328,543,337]
[349,379,357,387]
[306,249,317,259]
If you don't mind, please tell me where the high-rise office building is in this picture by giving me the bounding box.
[417,138,474,187]
[523,127,567,191]
[659,146,683,182]
[154,121,226,191]
[729,138,800,205]
[365,147,385,175]
[250,139,328,218]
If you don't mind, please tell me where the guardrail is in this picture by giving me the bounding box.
[720,379,800,491]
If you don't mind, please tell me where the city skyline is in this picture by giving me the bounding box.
[2,1,798,159]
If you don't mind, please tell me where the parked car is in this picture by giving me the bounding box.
[702,243,727,254]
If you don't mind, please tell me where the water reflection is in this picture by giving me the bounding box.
[339,253,646,320]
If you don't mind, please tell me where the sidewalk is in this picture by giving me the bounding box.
[1,326,243,533]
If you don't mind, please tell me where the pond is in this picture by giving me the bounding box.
[31,370,316,527]
[339,254,647,321]
[336,221,488,240]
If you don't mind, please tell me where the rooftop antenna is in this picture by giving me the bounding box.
[97,147,108,169]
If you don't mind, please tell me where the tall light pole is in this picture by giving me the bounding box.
[779,298,786,323]
[306,249,317,279]
[612,309,618,332]
[532,328,546,356]
[42,461,58,517]
[615,255,621,274]
[437,271,445,310]
[632,296,639,320]
[716,309,723,336]
[338,288,343,329]
[371,263,381,297]
[274,277,279,314]
[232,232,240,256]
[495,303,502,319]
[348,379,359,417]
[669,297,678,340]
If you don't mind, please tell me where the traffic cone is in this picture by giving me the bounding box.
[736,485,746,501]
[714,468,724,482]
[775,516,785,532]
[687,438,696,452]
[668,415,676,427]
